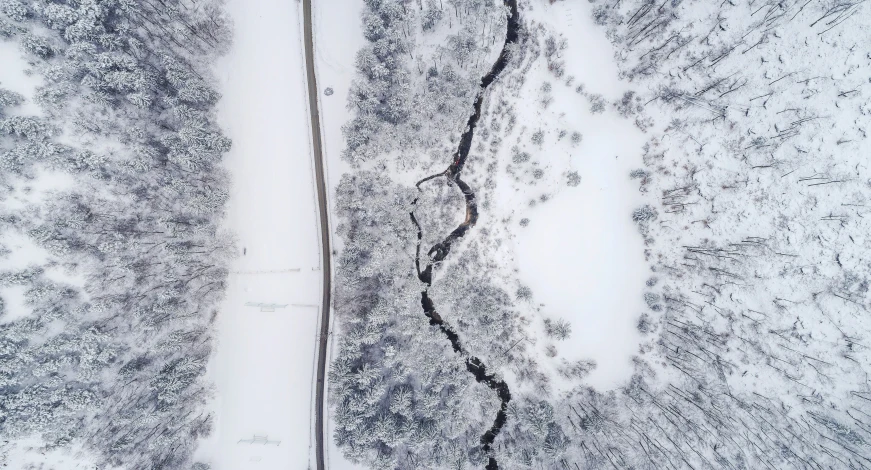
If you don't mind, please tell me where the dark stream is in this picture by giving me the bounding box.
[410,1,519,468]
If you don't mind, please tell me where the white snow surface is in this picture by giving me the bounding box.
[501,1,649,391]
[196,0,323,468]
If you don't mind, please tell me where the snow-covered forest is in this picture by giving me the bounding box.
[331,0,871,468]
[0,0,231,467]
[2,0,871,468]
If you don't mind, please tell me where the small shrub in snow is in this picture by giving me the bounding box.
[588,93,606,114]
[629,168,651,192]
[632,205,657,223]
[532,168,544,179]
[558,129,567,140]
[570,131,582,146]
[643,292,661,310]
[566,171,581,187]
[558,359,596,380]
[544,36,567,78]
[635,115,654,133]
[544,318,571,340]
[637,314,652,334]
[511,146,530,164]
[615,90,641,117]
[540,95,553,108]
[549,60,566,78]
[592,5,610,24]
[645,277,658,287]
[545,344,558,357]
[516,285,533,301]
[629,168,649,179]
[544,36,560,58]
[519,218,530,227]
[531,129,544,146]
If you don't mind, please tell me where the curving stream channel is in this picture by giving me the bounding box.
[409,1,519,468]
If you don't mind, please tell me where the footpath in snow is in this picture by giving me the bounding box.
[196,0,322,468]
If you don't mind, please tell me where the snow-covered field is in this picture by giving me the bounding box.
[514,1,648,390]
[195,0,322,468]
[475,1,649,391]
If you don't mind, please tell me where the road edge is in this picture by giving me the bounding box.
[301,0,331,469]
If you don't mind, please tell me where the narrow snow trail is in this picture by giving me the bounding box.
[197,0,323,468]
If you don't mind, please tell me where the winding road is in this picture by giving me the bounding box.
[300,1,331,469]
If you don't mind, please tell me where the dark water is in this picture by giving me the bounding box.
[409,1,519,467]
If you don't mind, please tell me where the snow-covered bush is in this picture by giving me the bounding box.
[570,131,582,145]
[566,170,581,186]
[587,93,605,114]
[631,204,657,223]
[516,285,533,301]
[544,317,571,340]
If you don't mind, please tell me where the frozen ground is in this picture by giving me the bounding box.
[194,0,323,468]
[496,0,649,391]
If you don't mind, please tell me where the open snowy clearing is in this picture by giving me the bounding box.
[505,1,649,390]
[194,0,322,468]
